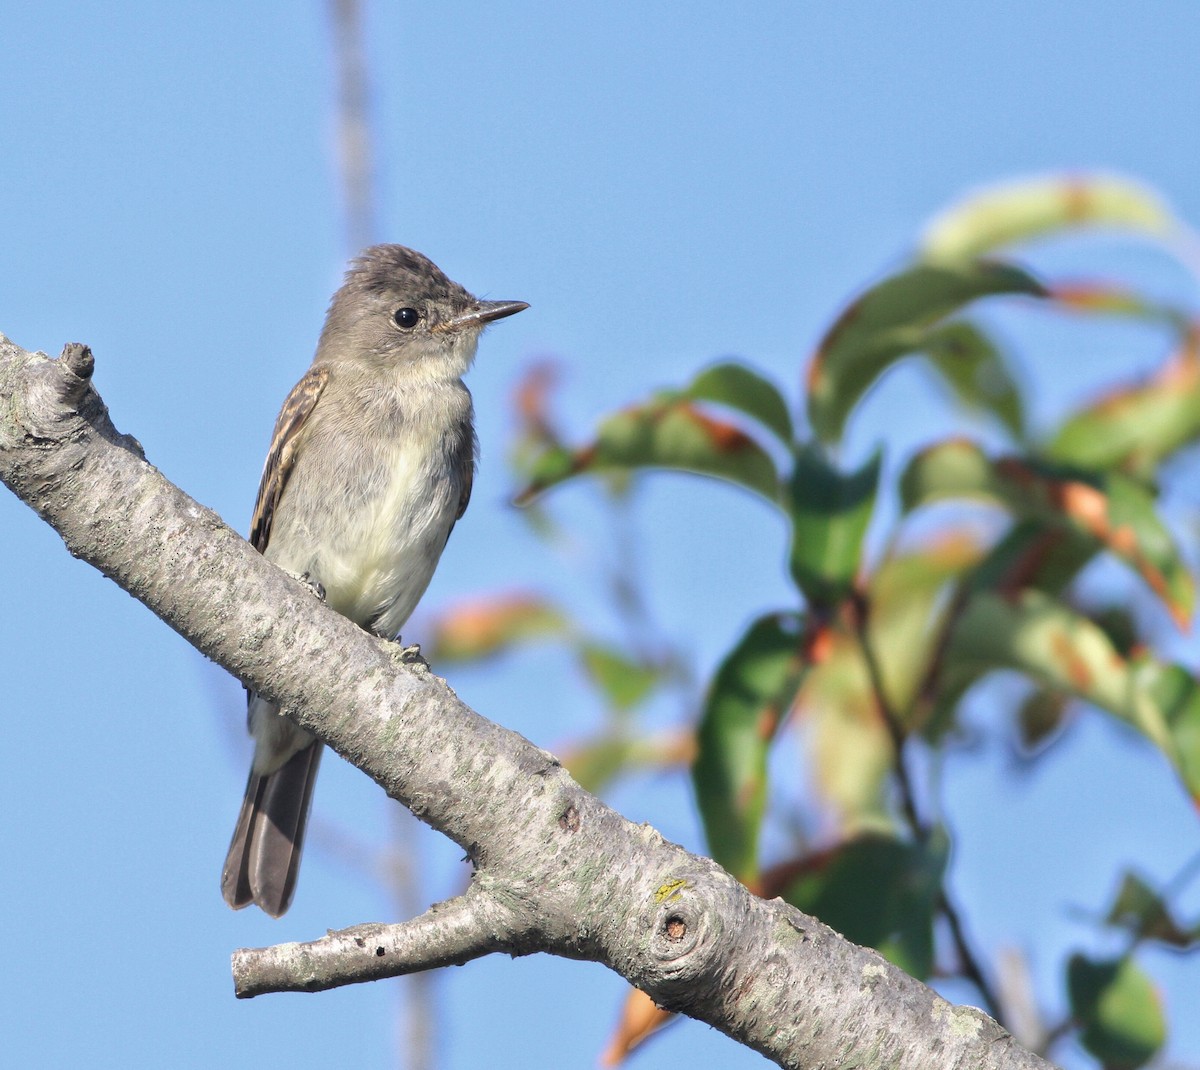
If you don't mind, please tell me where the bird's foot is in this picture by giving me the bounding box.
[292,571,326,602]
[377,631,427,665]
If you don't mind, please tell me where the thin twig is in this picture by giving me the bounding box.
[1121,847,1200,956]
[390,806,437,1070]
[851,589,1004,1025]
[849,592,924,837]
[910,580,973,725]
[327,0,377,255]
[1038,1015,1075,1057]
[939,889,1004,1022]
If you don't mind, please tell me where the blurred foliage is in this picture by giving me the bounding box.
[427,173,1200,1067]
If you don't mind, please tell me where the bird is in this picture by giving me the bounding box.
[221,244,527,916]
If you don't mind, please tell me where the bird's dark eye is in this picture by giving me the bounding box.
[392,307,421,329]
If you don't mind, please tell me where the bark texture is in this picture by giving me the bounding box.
[0,334,1056,1070]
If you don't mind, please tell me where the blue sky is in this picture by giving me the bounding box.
[2,3,1198,1068]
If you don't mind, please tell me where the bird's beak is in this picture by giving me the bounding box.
[443,300,529,331]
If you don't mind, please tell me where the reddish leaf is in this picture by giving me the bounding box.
[560,728,695,795]
[1046,281,1193,335]
[515,395,780,505]
[920,173,1178,261]
[599,988,672,1067]
[901,440,1194,627]
[1048,348,1200,478]
[791,620,895,827]
[424,592,568,662]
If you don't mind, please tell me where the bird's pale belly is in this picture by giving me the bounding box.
[271,446,460,638]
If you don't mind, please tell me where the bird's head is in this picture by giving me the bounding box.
[317,244,527,379]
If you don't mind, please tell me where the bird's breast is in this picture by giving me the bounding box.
[265,414,467,636]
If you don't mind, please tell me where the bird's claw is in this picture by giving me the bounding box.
[377,631,426,664]
[294,572,326,602]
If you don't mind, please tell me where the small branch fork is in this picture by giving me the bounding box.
[0,335,1053,1070]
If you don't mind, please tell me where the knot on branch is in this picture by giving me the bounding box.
[8,343,92,444]
[1,338,143,459]
[58,342,95,391]
[640,868,741,1008]
[32,343,95,421]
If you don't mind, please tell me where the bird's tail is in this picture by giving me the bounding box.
[221,741,323,917]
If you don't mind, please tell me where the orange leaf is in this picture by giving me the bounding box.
[598,988,673,1067]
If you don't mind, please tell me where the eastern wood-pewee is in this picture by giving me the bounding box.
[221,244,527,916]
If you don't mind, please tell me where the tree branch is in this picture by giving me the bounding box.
[0,333,1054,1070]
[232,888,520,996]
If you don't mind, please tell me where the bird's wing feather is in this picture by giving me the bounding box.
[444,428,475,546]
[249,365,330,553]
[456,447,474,523]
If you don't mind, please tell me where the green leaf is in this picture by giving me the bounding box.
[921,657,990,744]
[562,729,693,794]
[1048,354,1200,480]
[1015,688,1069,753]
[899,438,1002,510]
[687,361,794,447]
[1133,659,1200,803]
[1104,871,1199,949]
[793,624,895,828]
[1067,955,1166,1069]
[578,643,663,712]
[807,259,1045,444]
[921,320,1026,439]
[867,533,986,723]
[947,589,1174,755]
[1090,605,1141,658]
[921,521,1096,739]
[514,395,781,505]
[964,518,1098,599]
[774,832,948,979]
[920,173,1177,261]
[692,613,807,883]
[561,734,639,794]
[900,442,1195,627]
[968,642,1200,800]
[788,445,882,608]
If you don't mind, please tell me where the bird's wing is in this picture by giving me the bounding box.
[440,428,475,548]
[249,365,330,553]
[456,446,474,523]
